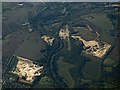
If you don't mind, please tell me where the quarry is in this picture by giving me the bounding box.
[42,35,55,46]
[71,35,111,58]
[12,56,43,84]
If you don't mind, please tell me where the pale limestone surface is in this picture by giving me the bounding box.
[42,35,55,46]
[12,56,43,83]
[71,35,111,58]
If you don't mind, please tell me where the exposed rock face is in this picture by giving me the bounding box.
[59,25,70,40]
[71,35,111,58]
[42,24,111,58]
[59,25,71,51]
[42,35,55,46]
[12,56,43,84]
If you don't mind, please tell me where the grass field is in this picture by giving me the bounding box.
[2,2,37,37]
[83,13,113,33]
[103,58,116,67]
[3,33,13,46]
[2,2,39,58]
[73,27,97,41]
[82,12,115,45]
[3,30,29,58]
[81,55,101,80]
[2,3,45,59]
[57,57,74,88]
[107,40,118,61]
[55,38,85,87]
[15,31,45,61]
[2,29,45,61]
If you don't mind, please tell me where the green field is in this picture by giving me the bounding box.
[15,31,45,61]
[83,13,113,33]
[81,58,101,80]
[39,76,55,88]
[73,27,97,40]
[57,57,74,88]
[103,58,116,67]
[2,2,36,37]
[82,12,115,45]
[3,32,12,46]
